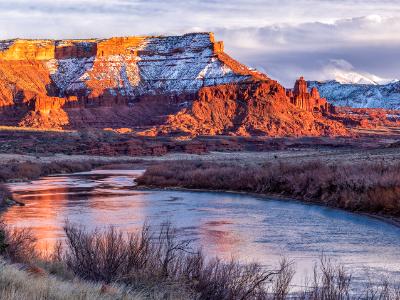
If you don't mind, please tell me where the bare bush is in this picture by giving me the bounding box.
[272,259,295,300]
[64,223,129,283]
[296,257,400,300]
[299,257,351,300]
[0,221,398,299]
[0,222,37,263]
[61,222,288,299]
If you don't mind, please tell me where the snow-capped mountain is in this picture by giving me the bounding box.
[332,71,397,85]
[308,80,400,109]
[320,58,398,86]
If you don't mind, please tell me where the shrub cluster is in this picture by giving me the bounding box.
[137,160,400,217]
[0,222,36,263]
[0,160,105,182]
[59,222,292,299]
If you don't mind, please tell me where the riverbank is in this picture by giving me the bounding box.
[0,159,150,212]
[1,163,400,299]
[0,219,398,300]
[0,159,149,183]
[136,159,400,222]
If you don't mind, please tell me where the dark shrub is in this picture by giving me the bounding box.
[137,160,400,217]
[61,222,289,299]
[0,222,37,262]
[0,184,12,206]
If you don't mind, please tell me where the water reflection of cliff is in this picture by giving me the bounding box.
[3,173,146,253]
[3,177,71,253]
[197,220,240,259]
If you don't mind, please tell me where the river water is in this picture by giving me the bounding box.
[4,169,400,287]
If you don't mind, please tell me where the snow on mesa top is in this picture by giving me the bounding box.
[0,33,267,98]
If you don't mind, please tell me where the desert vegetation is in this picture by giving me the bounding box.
[0,222,397,299]
[0,221,398,299]
[137,160,400,218]
[0,261,145,300]
[0,160,100,182]
[60,222,295,299]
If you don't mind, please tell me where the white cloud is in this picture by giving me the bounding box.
[0,1,399,86]
[0,0,399,38]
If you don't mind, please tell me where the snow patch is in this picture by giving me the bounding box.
[308,80,400,109]
[44,34,250,97]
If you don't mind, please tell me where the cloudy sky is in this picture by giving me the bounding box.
[0,0,399,86]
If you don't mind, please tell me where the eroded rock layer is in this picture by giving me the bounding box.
[0,33,347,136]
[154,81,347,136]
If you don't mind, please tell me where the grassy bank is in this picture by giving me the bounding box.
[0,260,146,300]
[0,222,398,299]
[137,160,400,218]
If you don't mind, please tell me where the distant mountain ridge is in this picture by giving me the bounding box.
[308,80,400,109]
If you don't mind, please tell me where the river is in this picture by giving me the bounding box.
[4,169,400,287]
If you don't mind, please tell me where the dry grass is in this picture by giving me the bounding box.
[137,160,400,217]
[0,259,146,300]
[0,222,398,299]
[0,161,86,182]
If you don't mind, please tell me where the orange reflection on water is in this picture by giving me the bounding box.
[198,220,245,260]
[3,178,70,253]
[3,174,148,254]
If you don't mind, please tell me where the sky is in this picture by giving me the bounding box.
[0,0,399,86]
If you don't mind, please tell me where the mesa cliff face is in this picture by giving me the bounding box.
[0,33,347,136]
[153,81,346,136]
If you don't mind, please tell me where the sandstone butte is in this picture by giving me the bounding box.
[0,32,348,137]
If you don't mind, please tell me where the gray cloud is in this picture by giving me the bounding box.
[214,16,400,86]
[0,0,399,85]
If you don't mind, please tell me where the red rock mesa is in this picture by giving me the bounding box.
[0,33,347,136]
